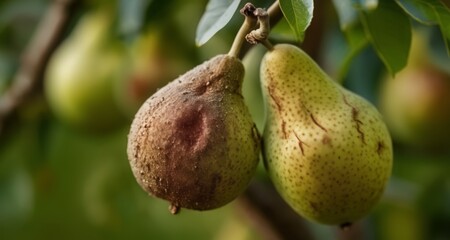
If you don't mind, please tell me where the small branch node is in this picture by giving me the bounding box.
[244,6,273,50]
[240,2,257,16]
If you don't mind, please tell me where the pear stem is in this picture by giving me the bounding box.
[245,8,273,51]
[228,2,279,57]
[228,3,258,58]
[268,1,282,29]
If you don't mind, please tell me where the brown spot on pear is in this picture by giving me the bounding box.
[127,54,260,211]
[260,44,393,225]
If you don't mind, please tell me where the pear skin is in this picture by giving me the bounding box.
[127,54,260,212]
[260,44,393,225]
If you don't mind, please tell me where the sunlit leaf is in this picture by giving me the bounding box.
[195,0,241,46]
[279,0,314,42]
[332,0,359,30]
[359,0,411,75]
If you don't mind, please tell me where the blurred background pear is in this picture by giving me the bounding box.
[2,0,450,239]
[115,25,194,118]
[379,30,450,149]
[44,7,127,132]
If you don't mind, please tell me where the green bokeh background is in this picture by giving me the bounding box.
[1,0,450,239]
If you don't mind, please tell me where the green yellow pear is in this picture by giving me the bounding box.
[45,8,127,132]
[260,44,393,226]
[127,54,260,212]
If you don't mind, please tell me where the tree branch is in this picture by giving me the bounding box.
[0,0,79,135]
[237,181,315,240]
[237,1,283,58]
[268,0,283,30]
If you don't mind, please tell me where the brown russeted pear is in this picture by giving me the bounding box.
[260,44,393,226]
[127,54,260,213]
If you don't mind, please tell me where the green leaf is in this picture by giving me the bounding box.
[337,23,370,81]
[195,0,241,46]
[395,0,438,24]
[279,0,314,42]
[359,0,412,75]
[270,17,297,42]
[395,0,450,54]
[432,3,450,55]
[332,0,359,30]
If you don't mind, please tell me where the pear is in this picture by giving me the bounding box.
[380,65,450,148]
[260,44,393,226]
[380,30,450,148]
[127,54,260,212]
[45,8,127,131]
[115,25,194,118]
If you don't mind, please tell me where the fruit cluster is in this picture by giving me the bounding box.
[127,41,393,226]
[47,4,394,228]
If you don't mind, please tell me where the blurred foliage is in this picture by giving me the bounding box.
[0,0,48,94]
[0,118,246,239]
[0,0,450,239]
